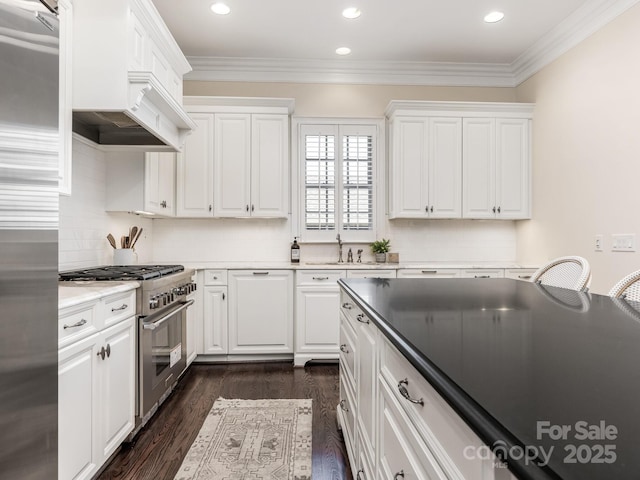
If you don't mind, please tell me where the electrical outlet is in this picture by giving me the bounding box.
[612,234,636,252]
[595,234,603,252]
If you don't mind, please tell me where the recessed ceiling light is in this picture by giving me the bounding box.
[342,7,361,19]
[336,47,352,56]
[211,2,231,15]
[484,11,504,23]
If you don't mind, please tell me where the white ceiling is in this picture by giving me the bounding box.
[152,0,638,86]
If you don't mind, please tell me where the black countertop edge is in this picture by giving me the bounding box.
[338,279,562,480]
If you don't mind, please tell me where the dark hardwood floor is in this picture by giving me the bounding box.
[97,362,353,480]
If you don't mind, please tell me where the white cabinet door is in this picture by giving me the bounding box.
[496,118,530,219]
[429,117,462,218]
[295,286,340,365]
[389,116,428,218]
[251,114,289,217]
[356,315,377,460]
[97,317,135,462]
[462,117,531,219]
[462,118,496,219]
[201,286,228,355]
[58,333,100,480]
[214,113,251,217]
[228,270,293,354]
[145,152,175,216]
[177,113,214,217]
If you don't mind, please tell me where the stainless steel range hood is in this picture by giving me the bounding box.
[71,0,195,151]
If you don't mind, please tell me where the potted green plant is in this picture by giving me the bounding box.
[370,238,391,263]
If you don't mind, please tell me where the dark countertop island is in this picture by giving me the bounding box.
[338,277,640,480]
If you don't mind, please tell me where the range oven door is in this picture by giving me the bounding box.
[139,299,193,418]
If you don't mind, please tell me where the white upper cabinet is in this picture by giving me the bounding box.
[463,117,531,219]
[386,101,533,221]
[176,113,215,217]
[388,116,462,219]
[144,152,175,216]
[178,97,294,218]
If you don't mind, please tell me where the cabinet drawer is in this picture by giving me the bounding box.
[102,290,136,328]
[504,268,537,282]
[338,373,356,452]
[59,301,99,348]
[460,269,504,279]
[204,269,228,285]
[346,269,396,279]
[379,380,447,480]
[297,270,345,286]
[381,338,496,479]
[339,319,357,385]
[397,269,461,278]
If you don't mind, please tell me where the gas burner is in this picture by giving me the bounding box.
[59,265,184,281]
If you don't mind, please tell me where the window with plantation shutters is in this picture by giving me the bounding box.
[300,124,377,242]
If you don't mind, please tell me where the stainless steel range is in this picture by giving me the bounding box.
[59,265,196,434]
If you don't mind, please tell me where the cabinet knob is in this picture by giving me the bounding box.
[340,344,349,354]
[251,204,255,212]
[160,200,167,208]
[222,292,226,300]
[97,346,106,360]
[497,206,501,213]
[246,205,249,212]
[493,206,496,213]
[356,313,369,324]
[394,471,405,480]
[339,399,349,412]
[430,206,433,213]
[342,302,353,310]
[209,205,212,212]
[105,343,111,358]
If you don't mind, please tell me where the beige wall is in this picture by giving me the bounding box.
[184,81,516,117]
[516,3,640,294]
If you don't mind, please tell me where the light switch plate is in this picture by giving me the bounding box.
[595,234,603,252]
[612,234,636,252]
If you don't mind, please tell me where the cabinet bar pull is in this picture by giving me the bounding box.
[253,271,269,275]
[339,399,349,412]
[356,313,369,324]
[63,318,87,329]
[111,303,128,312]
[518,275,532,279]
[474,275,490,279]
[342,302,353,309]
[313,276,329,281]
[340,344,349,354]
[397,379,424,406]
[394,471,405,479]
[421,270,437,274]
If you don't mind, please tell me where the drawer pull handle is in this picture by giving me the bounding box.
[518,275,531,279]
[356,469,365,480]
[253,271,269,275]
[313,276,329,281]
[421,270,437,274]
[340,344,349,354]
[394,471,405,479]
[398,379,424,406]
[111,303,128,312]
[356,313,369,324]
[339,399,349,412]
[342,302,353,310]
[474,275,490,279]
[63,319,87,329]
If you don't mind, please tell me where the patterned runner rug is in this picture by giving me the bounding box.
[174,398,312,480]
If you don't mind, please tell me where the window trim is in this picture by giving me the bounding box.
[292,117,384,243]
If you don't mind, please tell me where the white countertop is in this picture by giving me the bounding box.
[59,281,139,310]
[178,261,538,270]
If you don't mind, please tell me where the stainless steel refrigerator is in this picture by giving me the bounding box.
[0,0,59,478]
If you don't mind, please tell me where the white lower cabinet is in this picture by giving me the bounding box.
[294,270,345,366]
[228,270,293,354]
[58,293,135,480]
[201,285,228,355]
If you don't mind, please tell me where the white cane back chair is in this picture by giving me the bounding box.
[531,256,592,292]
[608,270,640,302]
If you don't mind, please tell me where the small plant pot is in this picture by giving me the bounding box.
[375,253,386,263]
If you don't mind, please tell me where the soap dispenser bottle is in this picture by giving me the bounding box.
[291,237,300,263]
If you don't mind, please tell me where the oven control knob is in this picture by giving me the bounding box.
[149,296,160,309]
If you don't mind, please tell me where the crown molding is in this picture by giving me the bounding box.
[512,0,640,85]
[184,0,639,88]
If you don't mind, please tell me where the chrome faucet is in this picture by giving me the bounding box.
[347,248,353,263]
[336,234,344,263]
